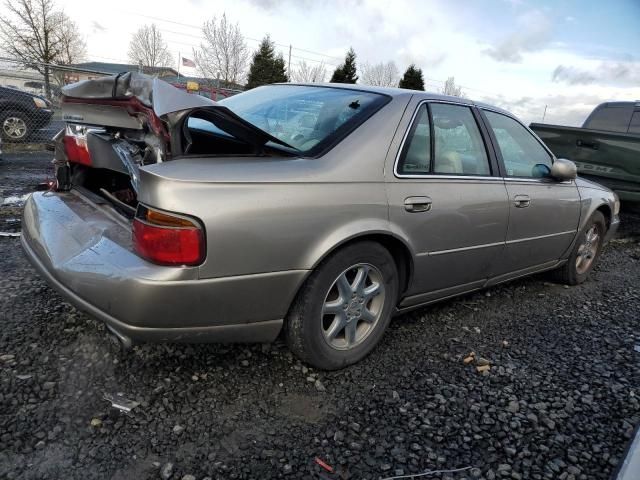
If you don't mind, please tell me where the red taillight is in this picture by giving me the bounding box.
[132,207,204,266]
[63,134,91,166]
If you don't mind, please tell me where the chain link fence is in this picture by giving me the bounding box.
[0,57,243,149]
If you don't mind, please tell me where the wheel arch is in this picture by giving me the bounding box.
[304,229,415,301]
[595,203,612,229]
[0,104,31,117]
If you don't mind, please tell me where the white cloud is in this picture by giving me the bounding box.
[54,0,638,127]
[484,9,553,63]
[552,59,640,87]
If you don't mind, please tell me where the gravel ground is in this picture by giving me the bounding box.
[1,153,639,480]
[0,152,53,234]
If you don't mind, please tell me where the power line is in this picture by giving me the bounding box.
[155,29,340,68]
[87,11,502,98]
[128,11,344,63]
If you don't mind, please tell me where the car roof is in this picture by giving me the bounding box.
[0,85,41,98]
[595,101,640,109]
[280,82,514,117]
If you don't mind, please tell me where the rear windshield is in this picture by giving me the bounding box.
[583,104,634,133]
[191,85,388,155]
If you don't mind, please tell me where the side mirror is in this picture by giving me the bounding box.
[550,158,577,181]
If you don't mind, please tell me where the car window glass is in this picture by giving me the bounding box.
[629,111,640,134]
[188,117,231,137]
[432,104,490,175]
[484,110,552,178]
[396,104,430,174]
[584,105,634,133]
[214,85,387,154]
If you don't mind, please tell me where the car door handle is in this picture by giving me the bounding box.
[576,139,599,150]
[513,195,531,208]
[404,196,432,213]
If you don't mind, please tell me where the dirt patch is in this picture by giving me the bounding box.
[277,392,333,424]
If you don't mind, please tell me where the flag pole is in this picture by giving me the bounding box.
[177,51,181,79]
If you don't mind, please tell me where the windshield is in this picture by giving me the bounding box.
[187,85,388,155]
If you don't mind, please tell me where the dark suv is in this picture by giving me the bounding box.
[0,85,54,142]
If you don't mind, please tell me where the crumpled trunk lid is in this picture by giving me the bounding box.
[61,72,296,156]
[55,72,297,216]
[61,71,216,118]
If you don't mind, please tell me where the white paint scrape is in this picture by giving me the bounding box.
[1,194,29,206]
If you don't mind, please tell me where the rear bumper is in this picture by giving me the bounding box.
[616,190,640,203]
[580,175,640,203]
[616,425,640,480]
[21,191,307,344]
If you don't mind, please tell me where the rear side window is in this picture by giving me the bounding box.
[584,105,634,133]
[396,103,490,176]
[629,111,640,134]
[431,104,490,175]
[484,110,552,178]
[396,104,431,174]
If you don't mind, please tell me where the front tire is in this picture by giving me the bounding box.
[0,110,31,142]
[285,241,399,370]
[553,211,606,285]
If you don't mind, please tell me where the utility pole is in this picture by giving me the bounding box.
[288,44,292,81]
[542,105,547,122]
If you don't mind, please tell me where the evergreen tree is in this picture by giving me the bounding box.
[246,36,288,89]
[398,64,425,90]
[330,47,358,84]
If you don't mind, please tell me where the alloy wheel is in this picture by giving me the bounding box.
[3,116,27,139]
[575,225,600,275]
[321,263,386,350]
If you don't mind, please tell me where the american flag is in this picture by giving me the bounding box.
[181,57,196,68]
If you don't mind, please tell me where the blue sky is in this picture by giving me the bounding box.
[455,0,639,59]
[59,0,640,125]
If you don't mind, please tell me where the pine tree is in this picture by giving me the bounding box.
[330,48,358,84]
[246,36,288,89]
[398,64,425,90]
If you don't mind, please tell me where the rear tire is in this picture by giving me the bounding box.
[285,241,398,370]
[552,211,606,285]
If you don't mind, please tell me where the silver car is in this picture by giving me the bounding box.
[21,74,619,370]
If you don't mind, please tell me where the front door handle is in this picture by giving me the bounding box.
[404,196,432,213]
[576,139,599,150]
[513,194,531,208]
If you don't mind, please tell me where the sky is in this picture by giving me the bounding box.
[56,0,640,126]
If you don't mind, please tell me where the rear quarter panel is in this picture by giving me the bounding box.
[138,94,411,279]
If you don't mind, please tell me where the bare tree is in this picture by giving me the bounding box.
[51,16,87,90]
[360,61,399,87]
[291,60,326,83]
[194,14,249,86]
[128,24,173,69]
[58,16,86,64]
[442,76,464,97]
[0,0,86,98]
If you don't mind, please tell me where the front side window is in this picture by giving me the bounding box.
[484,110,552,178]
[431,104,490,175]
